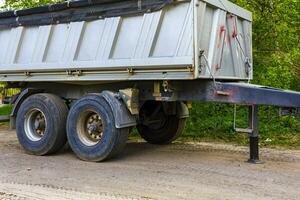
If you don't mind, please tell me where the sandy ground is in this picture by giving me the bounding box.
[0,127,300,200]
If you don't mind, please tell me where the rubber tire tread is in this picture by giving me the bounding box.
[16,93,68,155]
[137,117,186,145]
[67,94,129,162]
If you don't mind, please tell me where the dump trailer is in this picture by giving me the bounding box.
[0,0,299,162]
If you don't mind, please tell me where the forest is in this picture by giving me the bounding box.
[1,0,300,147]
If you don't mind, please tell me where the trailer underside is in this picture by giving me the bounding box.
[2,79,300,163]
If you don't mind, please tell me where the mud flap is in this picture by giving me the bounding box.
[177,102,189,119]
[119,88,139,115]
[161,101,189,118]
[101,91,137,129]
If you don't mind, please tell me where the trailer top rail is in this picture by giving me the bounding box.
[0,0,181,27]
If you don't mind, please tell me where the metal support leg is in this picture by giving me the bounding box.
[247,105,264,164]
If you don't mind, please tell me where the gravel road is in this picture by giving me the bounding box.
[0,127,300,200]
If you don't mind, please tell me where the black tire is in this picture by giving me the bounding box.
[66,94,129,162]
[16,93,68,155]
[137,101,186,144]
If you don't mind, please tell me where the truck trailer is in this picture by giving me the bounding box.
[0,0,299,162]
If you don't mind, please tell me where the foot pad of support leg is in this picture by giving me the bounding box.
[247,159,265,164]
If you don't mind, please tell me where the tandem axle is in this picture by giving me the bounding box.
[2,80,300,163]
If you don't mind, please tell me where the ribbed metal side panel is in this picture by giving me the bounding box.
[0,1,194,81]
[0,0,252,82]
[196,0,252,80]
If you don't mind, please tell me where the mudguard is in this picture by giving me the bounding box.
[101,91,137,128]
[11,88,43,117]
[177,102,189,119]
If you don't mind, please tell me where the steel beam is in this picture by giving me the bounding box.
[175,80,300,108]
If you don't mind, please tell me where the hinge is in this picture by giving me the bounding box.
[127,68,134,75]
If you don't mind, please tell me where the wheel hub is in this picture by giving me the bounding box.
[24,108,47,141]
[34,113,46,136]
[86,114,103,140]
[77,111,104,146]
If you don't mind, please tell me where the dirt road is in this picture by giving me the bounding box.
[0,127,300,200]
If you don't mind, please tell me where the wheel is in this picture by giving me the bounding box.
[16,93,68,155]
[137,101,186,144]
[66,94,129,162]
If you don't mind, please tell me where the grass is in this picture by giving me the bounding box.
[0,104,12,127]
[0,104,12,115]
[132,103,300,149]
[182,103,300,149]
[1,103,299,149]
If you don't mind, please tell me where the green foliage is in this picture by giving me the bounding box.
[183,0,300,148]
[230,0,300,89]
[1,0,300,147]
[180,0,300,148]
[183,104,300,148]
[0,105,12,128]
[0,105,12,116]
[1,0,60,10]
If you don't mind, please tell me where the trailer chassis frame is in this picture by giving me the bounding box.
[5,79,300,163]
[140,80,300,163]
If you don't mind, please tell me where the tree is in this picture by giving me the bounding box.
[231,0,300,90]
[1,0,60,10]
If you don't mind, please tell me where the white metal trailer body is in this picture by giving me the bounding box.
[3,0,288,164]
[0,0,252,82]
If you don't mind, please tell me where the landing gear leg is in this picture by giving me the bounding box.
[247,105,264,164]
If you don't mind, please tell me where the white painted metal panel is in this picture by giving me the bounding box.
[197,0,253,80]
[0,0,252,82]
[151,2,191,57]
[0,29,10,62]
[111,16,143,59]
[75,20,105,61]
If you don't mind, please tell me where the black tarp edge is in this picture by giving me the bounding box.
[0,0,126,18]
[0,0,188,28]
